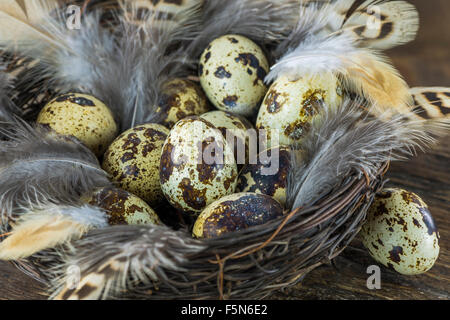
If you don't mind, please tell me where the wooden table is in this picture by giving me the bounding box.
[0,0,448,300]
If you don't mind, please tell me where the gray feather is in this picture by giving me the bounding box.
[185,0,300,58]
[286,99,449,210]
[49,225,205,300]
[3,6,197,131]
[0,120,111,228]
[270,0,335,61]
[0,67,19,123]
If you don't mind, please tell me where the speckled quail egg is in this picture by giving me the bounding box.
[236,146,292,207]
[199,34,270,117]
[82,187,161,225]
[199,110,254,165]
[361,188,440,275]
[37,93,118,156]
[157,78,210,129]
[102,123,169,206]
[193,192,284,239]
[256,75,342,147]
[160,116,238,215]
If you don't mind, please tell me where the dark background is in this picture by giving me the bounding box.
[0,0,449,300]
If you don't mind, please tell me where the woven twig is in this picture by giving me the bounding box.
[13,163,387,299]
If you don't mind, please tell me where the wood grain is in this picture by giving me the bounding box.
[0,0,449,300]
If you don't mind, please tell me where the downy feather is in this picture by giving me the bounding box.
[0,120,111,228]
[186,0,300,58]
[286,98,449,211]
[0,1,198,131]
[337,0,419,50]
[49,225,205,300]
[0,204,108,260]
[409,87,450,121]
[267,31,412,113]
[0,67,19,122]
[284,0,419,50]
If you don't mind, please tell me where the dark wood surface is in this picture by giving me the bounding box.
[0,0,448,300]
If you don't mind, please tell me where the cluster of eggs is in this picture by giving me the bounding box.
[36,33,439,275]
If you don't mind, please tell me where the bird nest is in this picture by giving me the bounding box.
[1,0,444,301]
[13,163,388,300]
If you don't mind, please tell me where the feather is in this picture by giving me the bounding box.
[0,204,108,260]
[270,0,336,60]
[0,120,111,228]
[283,0,419,50]
[339,0,419,50]
[49,225,205,300]
[89,6,198,128]
[0,0,67,53]
[286,98,449,210]
[409,87,450,120]
[267,31,412,113]
[0,2,198,131]
[0,67,19,122]
[185,0,300,58]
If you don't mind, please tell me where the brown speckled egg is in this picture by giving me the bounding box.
[157,79,210,129]
[236,146,291,207]
[82,187,161,225]
[37,93,118,156]
[199,35,269,117]
[199,110,254,165]
[361,188,440,275]
[160,116,238,215]
[256,75,342,147]
[102,123,169,206]
[193,193,284,239]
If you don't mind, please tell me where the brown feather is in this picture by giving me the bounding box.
[0,205,107,260]
[409,87,450,120]
[0,216,87,261]
[342,50,413,117]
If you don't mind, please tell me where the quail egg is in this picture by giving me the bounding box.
[37,93,118,156]
[158,78,210,129]
[193,192,284,239]
[102,123,169,206]
[361,188,440,275]
[236,146,292,207]
[256,75,342,147]
[160,116,238,215]
[199,34,269,117]
[199,110,254,165]
[82,187,161,225]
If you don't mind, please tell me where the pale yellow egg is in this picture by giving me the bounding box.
[361,188,440,275]
[193,193,284,239]
[82,187,161,226]
[158,79,210,129]
[199,110,254,165]
[160,116,238,215]
[199,35,269,117]
[256,75,342,147]
[37,93,118,156]
[102,123,169,206]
